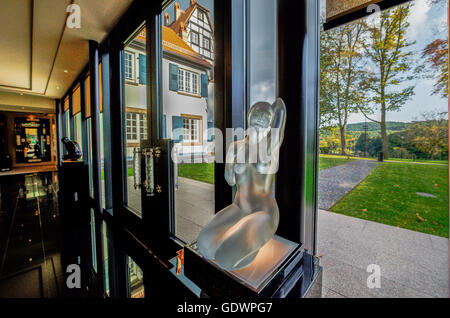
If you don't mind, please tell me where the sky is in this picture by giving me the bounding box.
[163,0,447,124]
[336,0,448,124]
[163,0,214,22]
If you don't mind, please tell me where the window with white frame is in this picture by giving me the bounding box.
[183,117,200,143]
[139,114,147,140]
[191,31,199,45]
[203,38,211,51]
[126,113,147,142]
[197,10,203,21]
[192,73,198,95]
[178,69,200,95]
[124,51,135,81]
[126,113,137,141]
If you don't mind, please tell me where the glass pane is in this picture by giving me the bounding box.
[90,208,97,273]
[87,117,94,198]
[100,112,105,209]
[64,110,71,139]
[74,113,82,155]
[123,26,148,217]
[318,0,449,298]
[102,221,111,297]
[162,0,215,243]
[126,256,145,298]
[249,0,277,106]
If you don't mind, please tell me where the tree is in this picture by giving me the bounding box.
[320,20,367,155]
[422,38,448,98]
[409,111,448,160]
[358,4,416,159]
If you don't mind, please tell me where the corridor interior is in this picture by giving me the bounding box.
[0,173,64,298]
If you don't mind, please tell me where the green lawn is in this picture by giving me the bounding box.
[319,155,355,171]
[331,162,449,238]
[178,163,215,184]
[102,168,134,180]
[177,155,355,183]
[385,158,448,165]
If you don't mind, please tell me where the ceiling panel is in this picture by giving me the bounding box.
[47,0,134,98]
[0,0,134,101]
[0,0,32,88]
[32,0,71,94]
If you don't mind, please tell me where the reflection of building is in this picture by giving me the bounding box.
[127,257,145,298]
[124,0,213,159]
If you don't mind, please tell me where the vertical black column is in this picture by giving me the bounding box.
[89,40,102,213]
[107,36,128,298]
[55,99,62,166]
[276,0,320,254]
[89,40,105,294]
[214,0,233,212]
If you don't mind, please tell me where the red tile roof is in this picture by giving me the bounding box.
[162,26,212,68]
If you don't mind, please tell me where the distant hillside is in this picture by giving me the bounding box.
[347,122,410,132]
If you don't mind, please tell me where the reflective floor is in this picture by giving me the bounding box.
[0,172,64,298]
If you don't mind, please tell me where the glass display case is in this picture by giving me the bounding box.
[14,117,52,163]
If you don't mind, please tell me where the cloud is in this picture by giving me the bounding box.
[408,0,432,39]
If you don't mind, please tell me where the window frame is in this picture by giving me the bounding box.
[203,37,211,51]
[191,31,199,45]
[178,68,201,96]
[124,50,136,82]
[182,116,200,144]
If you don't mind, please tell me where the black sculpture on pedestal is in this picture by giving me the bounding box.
[61,137,82,161]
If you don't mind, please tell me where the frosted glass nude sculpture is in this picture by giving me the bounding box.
[197,98,287,270]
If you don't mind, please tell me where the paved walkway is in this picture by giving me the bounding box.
[123,171,449,298]
[318,209,449,298]
[175,177,215,243]
[318,160,378,210]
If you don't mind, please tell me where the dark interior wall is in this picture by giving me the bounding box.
[0,111,57,167]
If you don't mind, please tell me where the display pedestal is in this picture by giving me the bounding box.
[184,235,316,298]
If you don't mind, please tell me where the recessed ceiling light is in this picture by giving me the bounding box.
[64,70,68,73]
[56,86,60,90]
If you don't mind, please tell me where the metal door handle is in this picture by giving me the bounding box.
[133,148,142,190]
[143,148,155,196]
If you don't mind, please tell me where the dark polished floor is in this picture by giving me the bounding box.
[0,172,64,298]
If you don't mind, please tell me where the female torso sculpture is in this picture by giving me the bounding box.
[197,98,286,270]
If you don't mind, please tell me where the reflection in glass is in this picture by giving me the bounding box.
[249,0,277,106]
[127,256,145,298]
[162,0,215,244]
[102,221,110,297]
[90,208,97,273]
[87,118,94,198]
[73,113,82,154]
[123,26,147,218]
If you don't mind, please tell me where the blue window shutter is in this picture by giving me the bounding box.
[207,122,214,142]
[169,64,179,91]
[172,116,184,143]
[162,115,167,139]
[201,73,208,97]
[139,54,147,85]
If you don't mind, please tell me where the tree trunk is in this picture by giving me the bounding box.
[380,103,389,159]
[339,125,347,155]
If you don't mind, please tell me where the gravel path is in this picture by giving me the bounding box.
[318,160,379,210]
